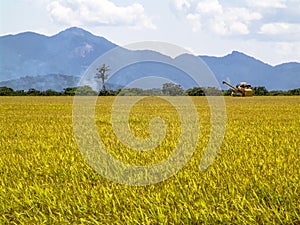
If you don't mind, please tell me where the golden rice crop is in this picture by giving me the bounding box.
[0,96,299,224]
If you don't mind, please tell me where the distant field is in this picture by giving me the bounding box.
[0,96,299,224]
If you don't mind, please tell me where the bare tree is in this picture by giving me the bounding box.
[95,64,109,91]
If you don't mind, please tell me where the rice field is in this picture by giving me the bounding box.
[0,96,299,224]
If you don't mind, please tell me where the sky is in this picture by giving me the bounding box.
[0,0,300,65]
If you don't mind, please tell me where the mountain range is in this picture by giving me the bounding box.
[0,27,299,91]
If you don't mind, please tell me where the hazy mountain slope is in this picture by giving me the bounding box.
[0,27,116,81]
[0,74,80,91]
[0,27,299,91]
[200,51,300,90]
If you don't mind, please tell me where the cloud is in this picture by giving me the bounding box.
[274,42,300,60]
[246,0,287,9]
[173,0,261,35]
[196,0,223,14]
[171,0,192,12]
[186,13,201,32]
[47,0,156,29]
[170,0,300,42]
[259,22,300,40]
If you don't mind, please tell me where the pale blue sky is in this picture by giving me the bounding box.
[1,0,299,65]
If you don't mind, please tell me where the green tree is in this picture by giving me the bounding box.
[76,86,98,96]
[63,86,98,96]
[287,88,300,96]
[268,90,285,96]
[253,86,268,96]
[98,89,120,96]
[27,88,41,96]
[0,86,14,96]
[162,82,185,96]
[203,87,223,96]
[222,89,232,96]
[42,89,61,96]
[14,90,26,96]
[95,64,109,91]
[186,87,205,96]
[64,87,77,96]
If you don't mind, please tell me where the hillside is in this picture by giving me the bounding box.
[0,27,116,80]
[0,27,299,91]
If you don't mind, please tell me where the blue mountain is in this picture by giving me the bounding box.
[200,51,300,90]
[0,27,116,80]
[0,27,299,91]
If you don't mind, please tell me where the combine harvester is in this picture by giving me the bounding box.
[222,81,253,97]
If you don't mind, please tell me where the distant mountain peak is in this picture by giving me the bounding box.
[223,50,273,66]
[1,31,46,39]
[227,50,253,58]
[65,27,89,34]
[55,27,94,38]
[230,50,246,56]
[0,27,299,90]
[199,50,250,60]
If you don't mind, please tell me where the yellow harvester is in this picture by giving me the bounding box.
[222,81,253,97]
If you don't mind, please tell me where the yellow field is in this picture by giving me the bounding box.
[0,96,299,224]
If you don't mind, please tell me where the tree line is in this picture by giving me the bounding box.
[1,64,299,96]
[0,85,299,96]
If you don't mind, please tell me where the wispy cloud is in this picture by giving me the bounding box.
[246,0,287,9]
[169,0,300,39]
[259,22,300,40]
[47,0,156,30]
[170,0,261,35]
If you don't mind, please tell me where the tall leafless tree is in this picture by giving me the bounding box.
[95,64,109,91]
